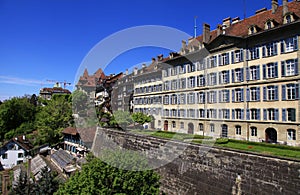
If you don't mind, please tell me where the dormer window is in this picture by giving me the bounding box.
[248,25,257,35]
[284,13,295,24]
[265,19,274,30]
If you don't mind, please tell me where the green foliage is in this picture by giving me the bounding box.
[0,96,36,140]
[112,110,133,130]
[9,170,32,195]
[131,112,152,126]
[72,90,89,114]
[35,95,73,146]
[55,150,160,195]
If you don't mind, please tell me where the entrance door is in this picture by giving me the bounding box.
[164,120,168,131]
[265,128,277,143]
[188,123,194,134]
[221,124,228,137]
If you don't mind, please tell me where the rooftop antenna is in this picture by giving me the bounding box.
[243,0,246,19]
[194,16,197,38]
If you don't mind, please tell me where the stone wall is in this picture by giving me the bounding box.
[91,128,300,195]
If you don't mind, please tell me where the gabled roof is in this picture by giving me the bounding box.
[62,127,78,136]
[2,136,34,152]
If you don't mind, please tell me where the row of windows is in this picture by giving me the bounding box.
[162,108,296,122]
[135,84,163,94]
[151,84,299,105]
[162,59,298,90]
[1,153,24,159]
[135,76,161,85]
[134,108,162,116]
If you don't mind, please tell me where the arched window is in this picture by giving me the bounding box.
[210,124,215,132]
[235,125,242,135]
[172,121,176,128]
[199,123,204,131]
[287,129,296,140]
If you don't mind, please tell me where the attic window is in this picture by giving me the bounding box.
[265,21,273,30]
[284,13,294,24]
[248,26,257,35]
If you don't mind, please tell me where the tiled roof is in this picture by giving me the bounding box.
[77,127,96,146]
[4,135,34,152]
[40,87,71,94]
[62,127,78,136]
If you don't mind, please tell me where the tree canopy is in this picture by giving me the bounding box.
[131,112,152,126]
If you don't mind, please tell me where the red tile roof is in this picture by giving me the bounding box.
[62,127,78,136]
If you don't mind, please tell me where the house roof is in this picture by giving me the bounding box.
[76,127,96,146]
[2,135,34,152]
[62,127,78,136]
[40,87,71,94]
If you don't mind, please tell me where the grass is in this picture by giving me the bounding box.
[129,129,300,160]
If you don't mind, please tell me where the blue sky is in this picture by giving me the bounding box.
[0,0,272,101]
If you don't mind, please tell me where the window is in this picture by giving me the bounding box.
[247,65,260,81]
[208,91,217,103]
[210,124,215,132]
[247,87,260,101]
[235,126,242,135]
[263,85,278,101]
[163,95,169,105]
[282,108,296,122]
[208,72,217,85]
[179,94,186,104]
[281,36,298,53]
[263,62,278,79]
[179,64,186,74]
[232,88,244,102]
[164,109,169,117]
[250,127,257,136]
[158,120,161,126]
[188,77,195,88]
[171,109,177,117]
[218,52,230,66]
[248,109,260,120]
[180,122,184,129]
[163,70,169,77]
[219,90,230,103]
[197,75,205,87]
[2,153,7,159]
[232,68,244,82]
[171,80,178,90]
[171,67,177,76]
[197,92,205,104]
[199,123,204,131]
[179,109,186,117]
[187,93,195,104]
[172,121,176,128]
[262,42,277,57]
[199,109,205,118]
[282,83,299,100]
[209,56,217,68]
[164,81,170,91]
[219,70,230,84]
[282,59,298,77]
[207,109,217,119]
[247,46,260,60]
[18,153,23,158]
[188,109,195,118]
[263,108,278,121]
[180,78,186,89]
[249,26,256,35]
[171,94,177,104]
[219,109,230,119]
[287,129,296,140]
[285,14,293,24]
[265,21,272,29]
[231,49,244,63]
[232,109,244,120]
[17,160,23,165]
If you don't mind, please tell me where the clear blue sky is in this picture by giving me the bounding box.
[0,0,272,101]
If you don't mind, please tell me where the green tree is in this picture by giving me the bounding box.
[111,110,133,130]
[131,112,152,126]
[33,167,61,195]
[0,96,36,140]
[55,151,160,195]
[9,170,33,195]
[72,90,88,115]
[35,95,73,145]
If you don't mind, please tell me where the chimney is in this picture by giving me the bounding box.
[222,17,231,28]
[125,69,128,75]
[157,54,163,61]
[134,67,138,75]
[142,63,146,68]
[181,40,187,50]
[151,57,156,63]
[232,17,240,24]
[217,24,222,36]
[202,23,210,43]
[255,8,267,15]
[283,0,288,16]
[271,0,278,13]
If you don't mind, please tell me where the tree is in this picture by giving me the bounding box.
[55,150,160,195]
[111,110,133,130]
[35,95,73,145]
[34,167,61,195]
[9,170,33,195]
[131,112,152,126]
[72,90,88,115]
[0,96,36,140]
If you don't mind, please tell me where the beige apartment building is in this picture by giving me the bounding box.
[131,0,300,146]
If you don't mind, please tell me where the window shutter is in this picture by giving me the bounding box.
[232,89,235,102]
[274,42,278,55]
[281,61,285,77]
[246,67,250,81]
[246,109,250,120]
[274,85,278,100]
[241,88,244,102]
[262,46,266,57]
[231,51,234,64]
[241,109,244,120]
[214,72,217,85]
[231,69,235,83]
[282,85,286,100]
[263,109,267,120]
[296,83,299,100]
[294,36,298,50]
[226,70,230,83]
[218,109,222,119]
[240,49,244,61]
[263,64,266,79]
[206,74,210,86]
[257,87,260,101]
[295,59,298,75]
[257,109,261,120]
[275,109,279,121]
[218,55,221,66]
[263,86,267,101]
[274,62,278,78]
[241,68,244,82]
[226,90,230,102]
[219,72,222,84]
[282,108,287,121]
[219,91,222,102]
[246,49,249,60]
[226,53,229,65]
[280,40,285,53]
[214,91,218,103]
[246,88,250,101]
[232,109,235,119]
[257,65,260,80]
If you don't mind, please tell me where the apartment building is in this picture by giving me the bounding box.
[131,0,300,146]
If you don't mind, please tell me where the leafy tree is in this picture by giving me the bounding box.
[72,90,89,114]
[35,95,73,145]
[132,112,152,126]
[55,150,160,195]
[0,96,36,140]
[111,110,133,130]
[9,170,33,195]
[33,167,61,195]
[30,94,38,107]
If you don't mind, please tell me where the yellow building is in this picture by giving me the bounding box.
[133,0,300,146]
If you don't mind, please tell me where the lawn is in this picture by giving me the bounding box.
[129,130,300,160]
